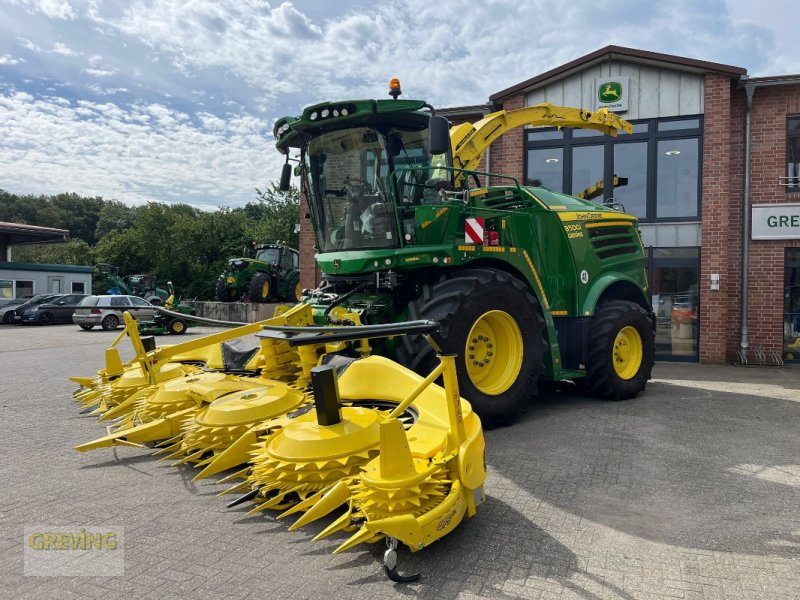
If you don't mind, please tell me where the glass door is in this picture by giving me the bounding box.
[649,248,700,360]
[784,249,800,361]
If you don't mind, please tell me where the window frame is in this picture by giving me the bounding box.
[787,115,800,191]
[523,116,703,223]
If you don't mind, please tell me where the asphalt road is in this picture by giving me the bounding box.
[1,323,798,599]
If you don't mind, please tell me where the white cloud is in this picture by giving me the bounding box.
[51,42,78,56]
[0,54,25,65]
[17,0,76,20]
[83,67,118,77]
[0,91,281,208]
[16,37,40,52]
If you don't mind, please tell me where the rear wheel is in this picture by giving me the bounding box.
[101,314,120,331]
[288,275,301,302]
[249,273,272,303]
[216,276,236,302]
[396,268,546,428]
[579,300,654,399]
[79,324,94,331]
[2,312,13,324]
[168,318,187,335]
[39,312,54,325]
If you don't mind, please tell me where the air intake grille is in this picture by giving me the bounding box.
[588,225,639,260]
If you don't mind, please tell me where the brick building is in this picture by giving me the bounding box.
[299,46,800,364]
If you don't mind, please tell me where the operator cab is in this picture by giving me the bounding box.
[277,80,457,254]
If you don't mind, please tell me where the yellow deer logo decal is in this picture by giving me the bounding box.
[603,84,620,99]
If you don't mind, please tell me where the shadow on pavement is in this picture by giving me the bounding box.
[490,379,800,558]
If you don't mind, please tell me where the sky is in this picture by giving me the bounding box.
[0,0,798,210]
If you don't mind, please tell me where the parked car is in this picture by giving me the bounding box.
[1,294,59,324]
[19,294,89,325]
[73,295,158,331]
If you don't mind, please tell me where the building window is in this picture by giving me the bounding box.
[71,281,86,294]
[656,138,700,218]
[0,280,11,299]
[787,116,800,189]
[15,280,34,298]
[524,116,702,222]
[526,148,563,191]
[785,249,800,362]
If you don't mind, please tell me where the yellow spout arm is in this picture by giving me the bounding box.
[450,102,633,174]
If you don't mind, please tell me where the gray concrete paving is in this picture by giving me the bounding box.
[1,323,799,599]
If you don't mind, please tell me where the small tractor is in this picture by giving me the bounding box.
[94,263,169,305]
[136,282,197,335]
[215,243,301,303]
[274,81,656,427]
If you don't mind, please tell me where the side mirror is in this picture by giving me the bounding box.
[428,116,450,156]
[279,162,292,191]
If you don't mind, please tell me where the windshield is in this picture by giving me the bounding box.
[304,126,429,252]
[255,247,281,264]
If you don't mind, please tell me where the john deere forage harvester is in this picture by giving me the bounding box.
[274,81,655,426]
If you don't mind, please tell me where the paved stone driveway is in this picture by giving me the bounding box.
[1,324,798,599]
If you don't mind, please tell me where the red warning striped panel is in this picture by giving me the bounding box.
[464,217,484,244]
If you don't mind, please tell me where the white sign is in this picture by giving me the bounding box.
[752,203,800,240]
[594,76,629,113]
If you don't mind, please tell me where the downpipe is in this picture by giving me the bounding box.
[740,83,755,354]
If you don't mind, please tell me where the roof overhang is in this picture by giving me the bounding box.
[490,45,747,102]
[0,221,69,246]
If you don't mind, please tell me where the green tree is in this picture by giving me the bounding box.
[95,201,136,239]
[248,183,301,249]
[11,239,95,266]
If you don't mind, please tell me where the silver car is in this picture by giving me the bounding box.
[73,295,158,330]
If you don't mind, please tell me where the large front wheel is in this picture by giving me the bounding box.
[249,273,272,303]
[579,300,655,399]
[397,268,546,428]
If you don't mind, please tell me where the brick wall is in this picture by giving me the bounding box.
[487,94,525,184]
[699,74,734,363]
[737,84,800,358]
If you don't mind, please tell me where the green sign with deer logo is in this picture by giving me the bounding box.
[594,76,628,113]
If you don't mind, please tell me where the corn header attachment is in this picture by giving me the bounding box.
[72,311,486,581]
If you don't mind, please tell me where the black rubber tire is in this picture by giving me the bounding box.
[168,318,187,335]
[216,277,236,302]
[249,272,273,303]
[579,300,655,400]
[396,268,546,428]
[287,274,301,302]
[101,314,120,331]
[79,324,94,331]
[149,297,162,306]
[39,312,54,325]
[2,312,13,324]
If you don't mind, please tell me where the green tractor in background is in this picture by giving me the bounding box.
[93,263,169,305]
[137,281,197,336]
[215,243,301,303]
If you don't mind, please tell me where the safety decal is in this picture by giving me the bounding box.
[464,217,484,244]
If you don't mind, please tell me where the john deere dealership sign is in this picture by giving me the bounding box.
[594,76,629,113]
[752,203,800,239]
